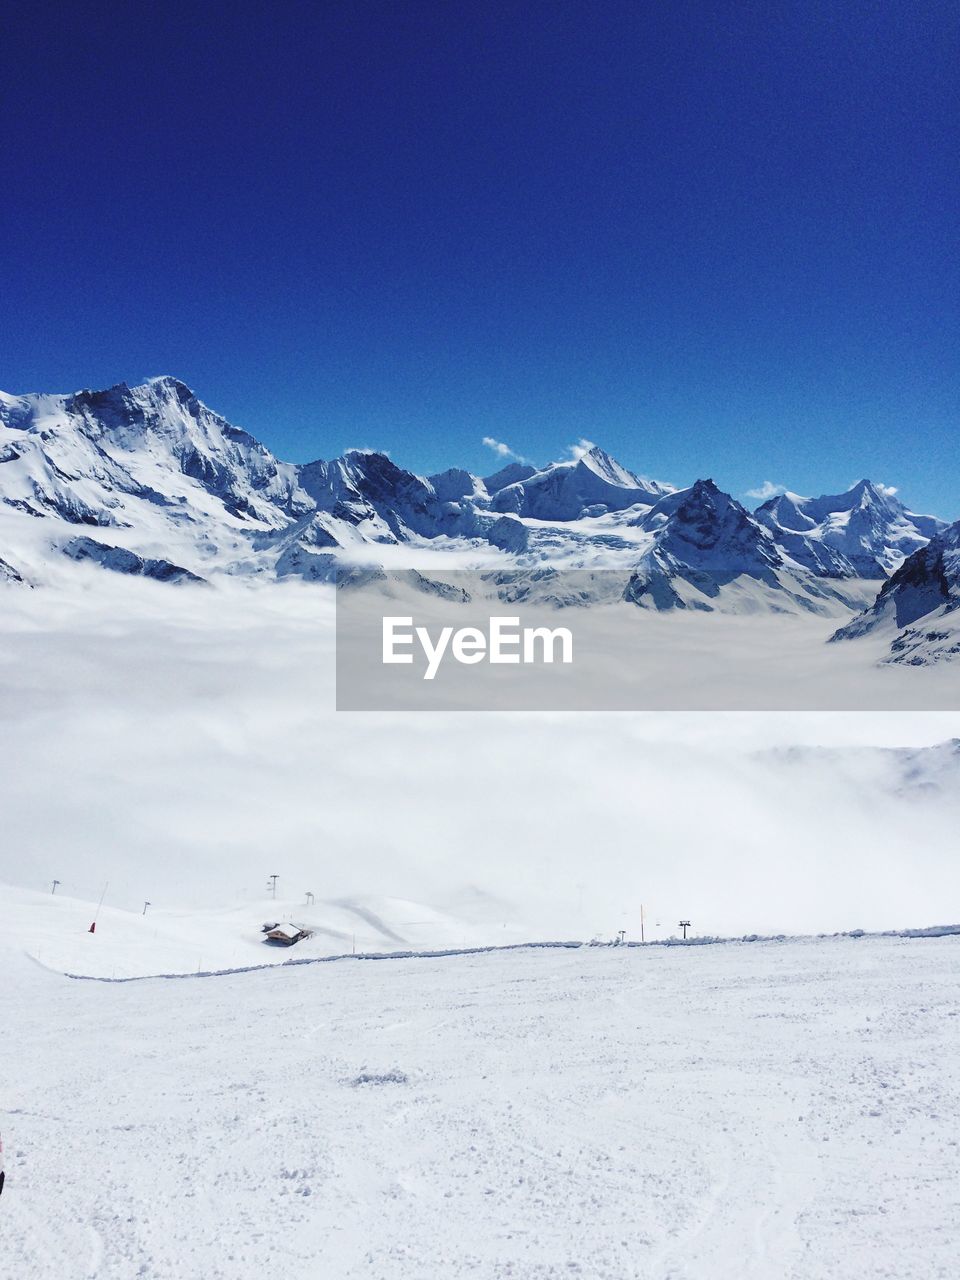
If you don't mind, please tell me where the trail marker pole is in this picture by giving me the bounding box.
[640,903,645,943]
[89,881,109,934]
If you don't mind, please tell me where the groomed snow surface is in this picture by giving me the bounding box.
[2,932,959,1279]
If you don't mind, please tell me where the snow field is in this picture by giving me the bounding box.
[2,934,959,1279]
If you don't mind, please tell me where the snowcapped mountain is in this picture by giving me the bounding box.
[617,480,868,613]
[0,378,675,586]
[831,520,960,663]
[0,377,307,526]
[0,377,954,640]
[0,379,483,584]
[624,480,783,610]
[754,480,944,578]
[489,445,671,519]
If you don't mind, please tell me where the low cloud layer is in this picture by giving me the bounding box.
[1,582,957,941]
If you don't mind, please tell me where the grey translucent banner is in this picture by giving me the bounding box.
[334,569,960,711]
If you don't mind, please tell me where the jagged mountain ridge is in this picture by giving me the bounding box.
[832,520,960,664]
[755,481,944,578]
[0,378,951,631]
[620,480,867,614]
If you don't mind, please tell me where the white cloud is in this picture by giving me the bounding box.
[745,481,787,502]
[565,439,596,462]
[876,482,898,497]
[482,437,526,463]
[2,583,956,943]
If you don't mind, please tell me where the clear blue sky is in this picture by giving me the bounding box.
[3,1,957,515]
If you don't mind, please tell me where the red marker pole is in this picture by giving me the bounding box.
[88,881,109,935]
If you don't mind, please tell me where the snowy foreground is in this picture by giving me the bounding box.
[2,933,959,1279]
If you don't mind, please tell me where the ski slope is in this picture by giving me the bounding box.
[2,931,958,1279]
[1,884,524,980]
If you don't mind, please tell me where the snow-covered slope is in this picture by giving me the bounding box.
[0,883,512,979]
[755,480,945,578]
[831,520,960,663]
[0,378,310,583]
[3,923,959,1279]
[0,378,308,526]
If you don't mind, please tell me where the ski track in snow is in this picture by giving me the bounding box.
[2,935,959,1279]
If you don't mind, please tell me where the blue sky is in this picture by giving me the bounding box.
[3,1,957,515]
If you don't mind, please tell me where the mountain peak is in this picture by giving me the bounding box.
[68,376,202,423]
[144,375,196,398]
[342,446,390,462]
[575,445,641,487]
[578,443,617,465]
[624,479,784,611]
[489,446,668,520]
[754,479,944,578]
[483,461,536,494]
[646,478,770,538]
[848,478,895,504]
